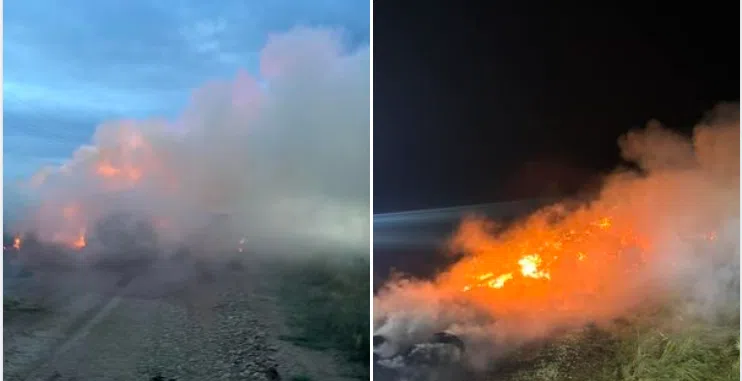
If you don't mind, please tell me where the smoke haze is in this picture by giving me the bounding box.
[12,27,370,266]
[374,103,740,367]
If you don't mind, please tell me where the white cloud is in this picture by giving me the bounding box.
[180,18,235,59]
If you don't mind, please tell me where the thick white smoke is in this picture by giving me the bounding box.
[15,27,369,263]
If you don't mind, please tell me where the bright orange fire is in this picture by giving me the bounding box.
[13,236,22,250]
[437,198,726,324]
[440,205,665,321]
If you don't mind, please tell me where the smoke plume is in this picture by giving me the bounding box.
[374,103,740,367]
[12,27,370,268]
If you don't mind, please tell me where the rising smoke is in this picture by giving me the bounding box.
[12,27,370,270]
[374,103,740,368]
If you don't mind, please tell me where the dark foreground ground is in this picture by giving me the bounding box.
[373,301,739,381]
[4,252,369,381]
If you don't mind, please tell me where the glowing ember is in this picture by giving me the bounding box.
[596,217,611,230]
[72,229,87,249]
[518,254,551,279]
[489,273,513,288]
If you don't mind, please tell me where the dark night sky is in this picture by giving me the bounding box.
[373,2,740,214]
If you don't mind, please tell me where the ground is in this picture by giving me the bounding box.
[3,252,369,381]
[371,304,739,381]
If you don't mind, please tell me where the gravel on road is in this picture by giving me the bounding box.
[4,258,361,381]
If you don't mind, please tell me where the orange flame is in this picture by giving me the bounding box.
[32,125,182,247]
[72,229,87,249]
[441,205,661,322]
[518,254,551,280]
[49,203,89,250]
[13,236,22,250]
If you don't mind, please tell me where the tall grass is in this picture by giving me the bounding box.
[278,254,369,378]
[496,307,740,381]
[610,320,739,381]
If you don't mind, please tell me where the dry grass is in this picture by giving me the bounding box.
[494,307,740,381]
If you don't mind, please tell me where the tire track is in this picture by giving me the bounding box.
[4,274,138,381]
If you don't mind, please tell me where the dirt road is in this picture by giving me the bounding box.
[4,258,360,381]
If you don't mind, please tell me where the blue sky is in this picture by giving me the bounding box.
[4,0,369,219]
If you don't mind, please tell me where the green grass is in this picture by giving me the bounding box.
[4,296,44,313]
[277,254,369,378]
[496,306,740,381]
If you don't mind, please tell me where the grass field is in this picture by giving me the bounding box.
[278,253,370,379]
[497,305,740,381]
